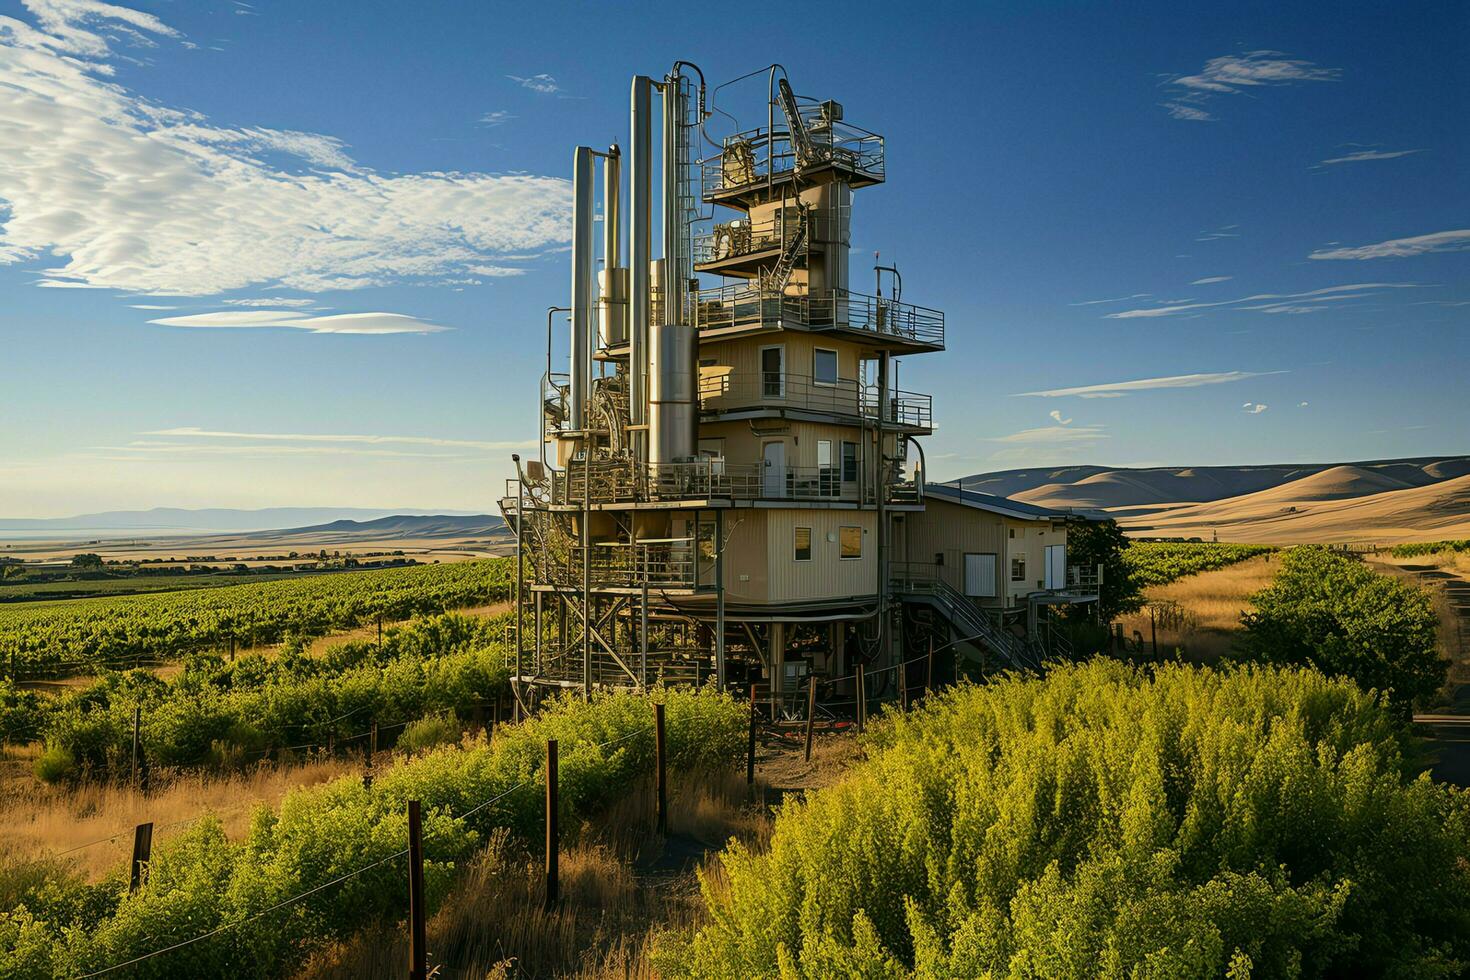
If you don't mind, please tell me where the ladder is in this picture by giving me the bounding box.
[776,78,817,171]
[763,205,808,293]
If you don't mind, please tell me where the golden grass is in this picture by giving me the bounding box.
[0,752,359,880]
[1117,554,1280,663]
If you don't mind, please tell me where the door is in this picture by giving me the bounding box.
[1045,544,1066,590]
[762,441,786,497]
[964,553,996,598]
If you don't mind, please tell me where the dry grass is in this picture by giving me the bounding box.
[0,752,359,880]
[1117,554,1280,663]
[298,768,778,980]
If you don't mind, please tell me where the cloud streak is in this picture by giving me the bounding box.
[1162,50,1338,121]
[989,425,1109,444]
[147,311,447,334]
[143,427,535,451]
[1017,371,1284,398]
[1104,282,1423,319]
[0,3,572,296]
[1308,230,1470,261]
[1318,148,1426,166]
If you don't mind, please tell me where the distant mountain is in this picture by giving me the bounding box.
[955,456,1470,511]
[258,514,506,540]
[0,507,481,536]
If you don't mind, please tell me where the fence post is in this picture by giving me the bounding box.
[377,614,384,649]
[129,822,153,893]
[130,706,142,787]
[804,680,816,763]
[900,665,909,713]
[654,702,667,836]
[1150,605,1158,657]
[856,664,866,734]
[407,800,427,980]
[746,685,757,788]
[926,638,934,695]
[545,739,559,909]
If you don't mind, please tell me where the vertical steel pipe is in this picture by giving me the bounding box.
[629,76,652,446]
[570,146,595,432]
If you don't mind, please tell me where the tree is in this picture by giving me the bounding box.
[1239,547,1445,715]
[1065,518,1143,622]
[69,553,104,569]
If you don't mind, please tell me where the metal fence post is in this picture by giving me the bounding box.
[407,800,427,980]
[804,680,816,763]
[545,739,559,908]
[746,685,757,788]
[654,702,667,836]
[856,664,866,734]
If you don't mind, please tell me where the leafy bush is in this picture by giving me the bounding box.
[0,558,512,677]
[673,661,1470,978]
[398,712,462,753]
[1123,541,1274,587]
[30,613,512,778]
[0,679,44,744]
[32,743,77,784]
[1066,519,1143,620]
[1,686,745,979]
[1239,547,1446,713]
[1391,539,1470,559]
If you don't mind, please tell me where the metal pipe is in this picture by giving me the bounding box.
[513,453,525,689]
[542,306,569,472]
[599,146,627,351]
[570,147,596,433]
[649,72,695,465]
[629,76,653,449]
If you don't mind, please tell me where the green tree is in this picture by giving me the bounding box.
[1066,518,1143,621]
[68,553,104,569]
[1239,547,1445,715]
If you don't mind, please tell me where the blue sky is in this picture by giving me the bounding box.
[0,0,1465,517]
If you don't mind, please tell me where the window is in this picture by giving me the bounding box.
[793,526,812,562]
[813,347,838,386]
[842,441,858,482]
[1011,556,1027,582]
[840,525,863,559]
[761,346,784,398]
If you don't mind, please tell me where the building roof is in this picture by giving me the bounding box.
[924,483,1075,522]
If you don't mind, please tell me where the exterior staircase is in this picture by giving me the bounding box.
[894,574,1043,672]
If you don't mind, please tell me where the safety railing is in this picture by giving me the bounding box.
[692,211,802,265]
[691,284,944,348]
[701,120,885,198]
[858,387,934,429]
[699,371,863,417]
[557,458,862,505]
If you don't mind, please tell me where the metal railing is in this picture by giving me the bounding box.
[692,283,944,348]
[701,119,885,198]
[557,458,862,505]
[698,371,933,429]
[693,212,801,265]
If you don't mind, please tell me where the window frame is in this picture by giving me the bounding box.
[812,347,839,387]
[841,440,859,482]
[793,526,813,562]
[839,525,863,560]
[760,344,785,399]
[1010,555,1027,582]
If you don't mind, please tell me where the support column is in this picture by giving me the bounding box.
[769,621,786,717]
[715,508,726,691]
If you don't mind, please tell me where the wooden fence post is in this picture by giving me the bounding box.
[1150,605,1158,657]
[804,680,816,763]
[856,664,866,734]
[129,822,153,893]
[900,665,909,713]
[544,739,559,909]
[654,702,667,836]
[926,638,934,695]
[377,614,383,649]
[407,800,427,980]
[746,685,757,788]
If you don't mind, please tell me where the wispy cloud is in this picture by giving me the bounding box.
[1068,293,1151,307]
[989,425,1109,444]
[1049,410,1072,425]
[220,297,318,308]
[1190,276,1232,285]
[1018,371,1284,399]
[148,311,447,334]
[479,110,516,126]
[1242,403,1269,414]
[1161,50,1339,122]
[1318,147,1426,166]
[143,427,535,451]
[1196,225,1239,242]
[1104,282,1423,319]
[0,4,572,296]
[1309,230,1470,261]
[507,73,560,94]
[113,442,468,460]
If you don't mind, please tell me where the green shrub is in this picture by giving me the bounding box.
[673,661,1470,978]
[1,686,745,979]
[1391,539,1470,559]
[32,743,77,783]
[1239,547,1446,713]
[1123,541,1274,586]
[398,712,462,753]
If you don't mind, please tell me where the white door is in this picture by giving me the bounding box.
[762,441,785,497]
[1044,544,1066,590]
[964,553,996,597]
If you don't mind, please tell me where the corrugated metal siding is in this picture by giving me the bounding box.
[765,508,877,602]
[721,510,769,602]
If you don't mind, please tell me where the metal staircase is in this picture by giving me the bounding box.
[895,575,1043,672]
[763,205,808,293]
[776,77,817,171]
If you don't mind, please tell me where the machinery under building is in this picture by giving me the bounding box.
[500,62,1098,711]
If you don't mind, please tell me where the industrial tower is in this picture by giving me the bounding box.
[502,62,1062,712]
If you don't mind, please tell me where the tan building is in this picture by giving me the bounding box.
[501,63,1096,708]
